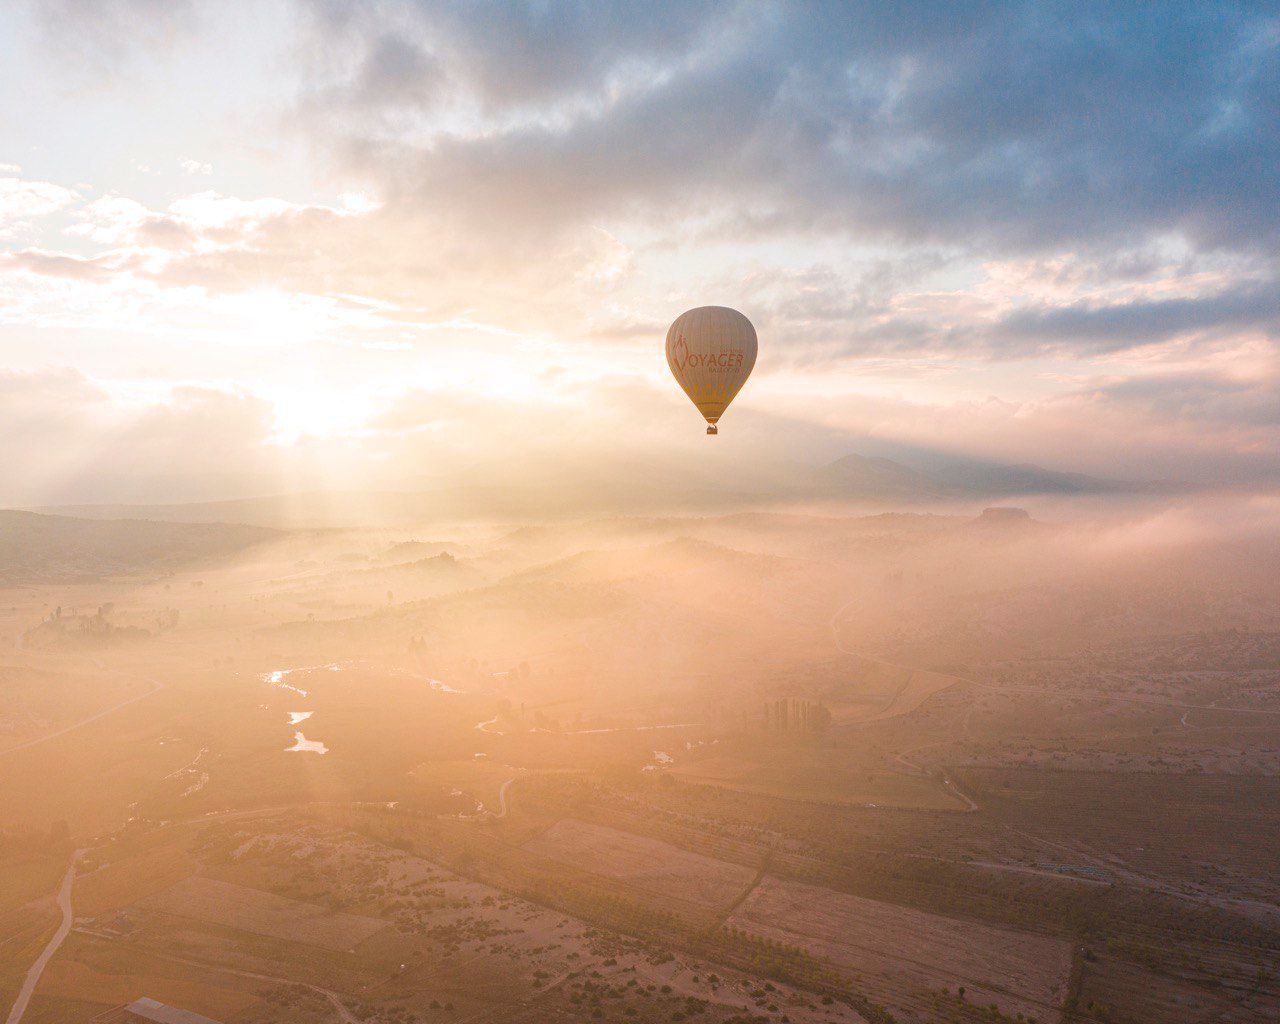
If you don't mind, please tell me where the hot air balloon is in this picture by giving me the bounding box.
[665,306,757,435]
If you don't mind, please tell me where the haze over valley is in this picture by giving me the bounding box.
[3,484,1280,1023]
[3,2,1279,1021]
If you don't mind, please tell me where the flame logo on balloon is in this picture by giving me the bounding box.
[672,334,690,372]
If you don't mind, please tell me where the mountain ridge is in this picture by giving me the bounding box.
[15,452,1183,528]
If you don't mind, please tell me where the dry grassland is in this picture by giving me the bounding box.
[827,655,960,724]
[40,959,260,1019]
[522,818,756,912]
[1076,954,1280,1024]
[140,876,389,951]
[0,855,64,915]
[77,842,197,918]
[204,821,871,1024]
[670,755,962,810]
[726,874,1071,1022]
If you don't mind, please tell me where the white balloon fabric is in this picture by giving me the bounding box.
[665,306,757,434]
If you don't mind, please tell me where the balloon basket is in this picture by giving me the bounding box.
[706,425,718,435]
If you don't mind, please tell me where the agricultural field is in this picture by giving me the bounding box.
[43,817,873,1024]
[726,875,1071,1023]
[523,819,758,913]
[139,876,390,952]
[820,656,961,726]
[34,960,259,1022]
[670,754,964,810]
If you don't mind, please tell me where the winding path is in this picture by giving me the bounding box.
[494,775,518,819]
[0,678,165,759]
[833,597,979,811]
[893,746,981,812]
[5,850,82,1024]
[148,951,359,1024]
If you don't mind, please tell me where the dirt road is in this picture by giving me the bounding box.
[5,850,82,1024]
[495,775,518,818]
[149,951,359,1024]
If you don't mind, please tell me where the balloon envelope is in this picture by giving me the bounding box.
[665,306,757,432]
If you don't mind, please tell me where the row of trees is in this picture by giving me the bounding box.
[762,698,831,735]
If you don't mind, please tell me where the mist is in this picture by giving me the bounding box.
[3,488,1280,1021]
[4,1,1280,1021]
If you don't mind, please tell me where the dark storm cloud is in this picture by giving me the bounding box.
[1092,372,1280,428]
[303,0,724,111]
[300,1,1280,255]
[992,280,1280,354]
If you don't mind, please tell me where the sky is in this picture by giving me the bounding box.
[0,0,1277,505]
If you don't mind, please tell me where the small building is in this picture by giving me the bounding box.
[90,997,225,1024]
[101,911,137,937]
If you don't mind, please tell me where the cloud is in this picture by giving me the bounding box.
[1,343,1274,507]
[11,4,1280,361]
[28,0,198,74]
[0,176,79,236]
[790,367,1280,486]
[0,248,123,280]
[1090,371,1280,430]
[2,1,1278,504]
[992,280,1280,354]
[0,175,645,341]
[295,2,1280,255]
[271,1,1280,367]
[0,369,280,504]
[300,0,723,117]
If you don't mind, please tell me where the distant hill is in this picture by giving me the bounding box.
[813,452,1176,501]
[511,535,797,587]
[29,451,1180,529]
[376,540,463,565]
[966,506,1036,529]
[33,480,758,528]
[0,510,280,582]
[355,551,485,587]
